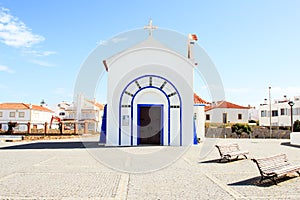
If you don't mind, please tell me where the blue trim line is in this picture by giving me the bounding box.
[194,104,206,106]
[131,86,170,145]
[119,75,182,146]
[161,104,164,145]
[137,105,141,145]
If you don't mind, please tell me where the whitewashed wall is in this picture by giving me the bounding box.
[106,39,194,146]
[194,105,205,141]
[259,101,300,126]
[206,108,249,124]
[0,109,53,130]
[0,109,31,123]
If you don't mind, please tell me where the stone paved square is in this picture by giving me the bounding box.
[0,137,300,199]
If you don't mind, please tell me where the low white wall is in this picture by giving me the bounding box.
[290,132,300,146]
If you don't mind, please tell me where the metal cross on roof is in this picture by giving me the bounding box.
[144,19,158,36]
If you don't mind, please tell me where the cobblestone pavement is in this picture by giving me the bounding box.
[0,137,300,199]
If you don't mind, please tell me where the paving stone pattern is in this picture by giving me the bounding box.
[0,138,300,199]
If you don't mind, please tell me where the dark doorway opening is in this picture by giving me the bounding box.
[138,104,163,145]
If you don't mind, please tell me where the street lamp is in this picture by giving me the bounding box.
[288,101,295,132]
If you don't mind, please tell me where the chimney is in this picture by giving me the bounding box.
[187,34,198,65]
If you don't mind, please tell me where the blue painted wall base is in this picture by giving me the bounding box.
[99,104,107,144]
[193,119,198,145]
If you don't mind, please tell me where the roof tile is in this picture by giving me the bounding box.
[194,93,209,104]
[205,101,249,111]
[0,103,54,113]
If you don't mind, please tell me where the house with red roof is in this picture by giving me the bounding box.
[205,101,250,125]
[0,103,54,132]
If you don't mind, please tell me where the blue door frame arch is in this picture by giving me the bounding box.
[119,75,182,146]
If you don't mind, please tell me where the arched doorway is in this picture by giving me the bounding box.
[119,75,182,146]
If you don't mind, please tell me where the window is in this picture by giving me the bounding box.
[272,110,278,117]
[19,112,25,118]
[222,113,227,124]
[261,110,267,117]
[9,112,15,117]
[238,114,242,120]
[59,112,65,116]
[295,107,300,115]
[280,108,286,116]
[0,112,2,117]
[206,114,210,121]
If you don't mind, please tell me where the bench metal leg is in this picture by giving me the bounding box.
[220,156,230,162]
[244,155,248,159]
[271,177,278,185]
[259,175,278,185]
[259,176,264,183]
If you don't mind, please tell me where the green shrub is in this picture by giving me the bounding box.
[293,120,300,132]
[231,123,252,138]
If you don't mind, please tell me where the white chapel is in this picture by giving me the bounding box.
[101,21,205,146]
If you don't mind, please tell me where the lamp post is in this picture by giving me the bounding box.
[269,86,272,138]
[288,101,295,132]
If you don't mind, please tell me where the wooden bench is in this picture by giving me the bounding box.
[215,143,249,162]
[0,135,23,142]
[252,153,300,185]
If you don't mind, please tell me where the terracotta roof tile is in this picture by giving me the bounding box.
[194,93,209,104]
[30,105,54,112]
[0,103,29,110]
[205,101,249,111]
[0,103,54,112]
[85,99,104,110]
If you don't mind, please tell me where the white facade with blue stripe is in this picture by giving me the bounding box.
[103,36,203,146]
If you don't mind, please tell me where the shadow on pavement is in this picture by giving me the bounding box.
[281,142,300,148]
[0,141,104,149]
[199,158,246,164]
[228,175,298,187]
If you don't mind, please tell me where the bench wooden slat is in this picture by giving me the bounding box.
[272,165,300,176]
[252,153,300,185]
[215,143,249,162]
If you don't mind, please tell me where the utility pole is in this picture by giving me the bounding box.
[269,86,272,138]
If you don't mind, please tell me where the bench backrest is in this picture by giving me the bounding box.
[215,143,240,156]
[252,153,290,174]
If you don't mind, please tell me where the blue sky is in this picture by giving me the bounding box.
[0,0,300,108]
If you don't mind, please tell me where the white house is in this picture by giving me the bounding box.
[61,97,104,132]
[205,101,250,125]
[0,103,54,131]
[259,96,300,127]
[55,101,71,119]
[103,26,203,146]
